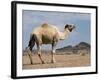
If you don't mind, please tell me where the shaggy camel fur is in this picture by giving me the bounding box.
[26,23,75,64]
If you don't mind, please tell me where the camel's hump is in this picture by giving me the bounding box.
[41,23,49,28]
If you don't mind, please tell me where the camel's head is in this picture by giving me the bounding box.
[65,24,75,32]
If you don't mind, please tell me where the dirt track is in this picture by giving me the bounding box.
[22,53,90,69]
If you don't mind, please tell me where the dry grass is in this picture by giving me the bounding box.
[22,52,90,69]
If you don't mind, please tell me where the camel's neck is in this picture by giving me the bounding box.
[59,29,70,40]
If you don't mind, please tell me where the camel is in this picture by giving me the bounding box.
[26,23,75,64]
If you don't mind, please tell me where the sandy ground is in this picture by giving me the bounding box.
[22,53,90,69]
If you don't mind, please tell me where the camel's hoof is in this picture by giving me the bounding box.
[30,61,34,65]
[42,61,45,64]
[51,60,56,63]
[30,62,34,65]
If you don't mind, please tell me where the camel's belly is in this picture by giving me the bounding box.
[42,35,53,44]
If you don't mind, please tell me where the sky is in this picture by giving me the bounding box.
[22,10,91,50]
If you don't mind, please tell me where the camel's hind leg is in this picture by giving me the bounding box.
[37,45,45,64]
[25,47,34,64]
[27,34,36,64]
[28,50,33,64]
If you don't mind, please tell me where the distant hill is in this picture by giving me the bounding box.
[57,42,90,51]
[73,42,90,50]
[23,42,90,55]
[57,45,73,50]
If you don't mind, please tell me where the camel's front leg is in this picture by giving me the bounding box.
[51,43,56,63]
[37,45,45,64]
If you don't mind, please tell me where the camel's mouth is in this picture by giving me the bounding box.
[68,28,73,32]
[69,26,75,32]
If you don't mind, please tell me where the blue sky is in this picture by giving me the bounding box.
[22,10,91,50]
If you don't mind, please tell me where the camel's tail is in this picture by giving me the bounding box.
[26,34,36,51]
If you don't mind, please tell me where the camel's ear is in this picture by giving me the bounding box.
[65,24,69,29]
